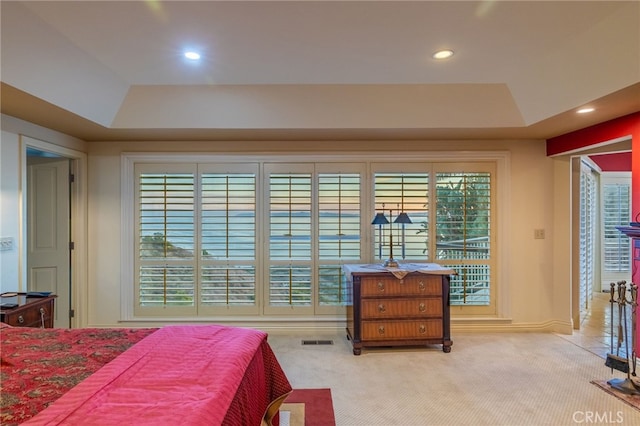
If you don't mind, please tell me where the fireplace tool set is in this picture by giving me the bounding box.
[605,280,639,395]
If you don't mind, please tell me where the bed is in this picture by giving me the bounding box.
[0,323,292,425]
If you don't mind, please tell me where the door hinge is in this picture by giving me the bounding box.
[69,309,75,318]
[69,241,75,250]
[70,173,75,183]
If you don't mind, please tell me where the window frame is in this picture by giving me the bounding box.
[263,162,316,315]
[599,172,632,290]
[315,163,368,316]
[433,162,497,316]
[134,163,198,317]
[198,163,261,316]
[121,152,510,322]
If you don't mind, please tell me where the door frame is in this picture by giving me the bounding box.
[20,135,87,328]
[571,156,600,329]
[568,139,632,330]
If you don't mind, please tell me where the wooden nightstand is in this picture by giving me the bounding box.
[0,294,57,328]
[344,264,454,355]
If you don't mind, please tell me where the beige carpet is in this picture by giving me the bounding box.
[267,332,640,425]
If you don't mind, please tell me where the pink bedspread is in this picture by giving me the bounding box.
[22,325,292,425]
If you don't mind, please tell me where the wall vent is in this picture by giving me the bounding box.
[301,339,334,345]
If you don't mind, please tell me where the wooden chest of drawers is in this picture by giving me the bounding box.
[0,294,57,328]
[345,265,452,355]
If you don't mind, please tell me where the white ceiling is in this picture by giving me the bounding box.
[1,1,639,142]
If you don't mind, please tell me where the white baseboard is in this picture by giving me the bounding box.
[106,317,574,336]
[451,318,574,335]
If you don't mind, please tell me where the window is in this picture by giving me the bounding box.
[264,164,364,315]
[125,154,503,320]
[200,170,257,312]
[435,170,492,308]
[601,173,631,288]
[372,163,496,314]
[373,172,429,261]
[135,164,197,316]
[602,181,631,272]
[134,163,259,316]
[266,167,313,311]
[318,171,362,309]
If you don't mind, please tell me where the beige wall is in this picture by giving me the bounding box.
[0,130,22,290]
[84,138,571,333]
[0,115,86,295]
[0,115,573,333]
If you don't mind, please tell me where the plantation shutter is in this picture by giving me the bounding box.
[267,166,313,311]
[318,172,361,307]
[200,168,258,312]
[127,155,502,320]
[435,167,494,311]
[135,164,197,315]
[373,172,429,261]
[579,163,597,312]
[602,180,631,275]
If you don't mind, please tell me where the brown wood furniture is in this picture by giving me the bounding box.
[344,264,453,355]
[0,294,57,328]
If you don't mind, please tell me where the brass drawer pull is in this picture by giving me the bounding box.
[419,303,426,312]
[18,315,24,324]
[378,304,386,313]
[377,282,385,292]
[419,324,426,334]
[378,326,385,335]
[418,281,425,291]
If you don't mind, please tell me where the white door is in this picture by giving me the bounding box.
[27,158,70,328]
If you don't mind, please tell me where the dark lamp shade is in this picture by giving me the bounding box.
[394,212,412,224]
[371,213,390,225]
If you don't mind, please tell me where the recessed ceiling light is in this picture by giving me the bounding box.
[577,107,595,114]
[184,51,201,60]
[433,49,454,60]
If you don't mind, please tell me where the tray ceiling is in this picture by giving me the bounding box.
[1,1,638,141]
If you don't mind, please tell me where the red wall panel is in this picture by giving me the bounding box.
[546,112,639,156]
[589,152,632,172]
[547,111,640,295]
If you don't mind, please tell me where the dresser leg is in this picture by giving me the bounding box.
[442,340,453,353]
[353,347,362,356]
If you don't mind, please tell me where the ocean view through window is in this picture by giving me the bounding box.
[126,154,502,320]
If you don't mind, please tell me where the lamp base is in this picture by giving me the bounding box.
[384,258,399,268]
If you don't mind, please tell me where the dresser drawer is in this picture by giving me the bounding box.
[3,305,51,327]
[345,266,453,355]
[0,296,56,328]
[362,319,443,340]
[360,275,441,297]
[361,298,442,319]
